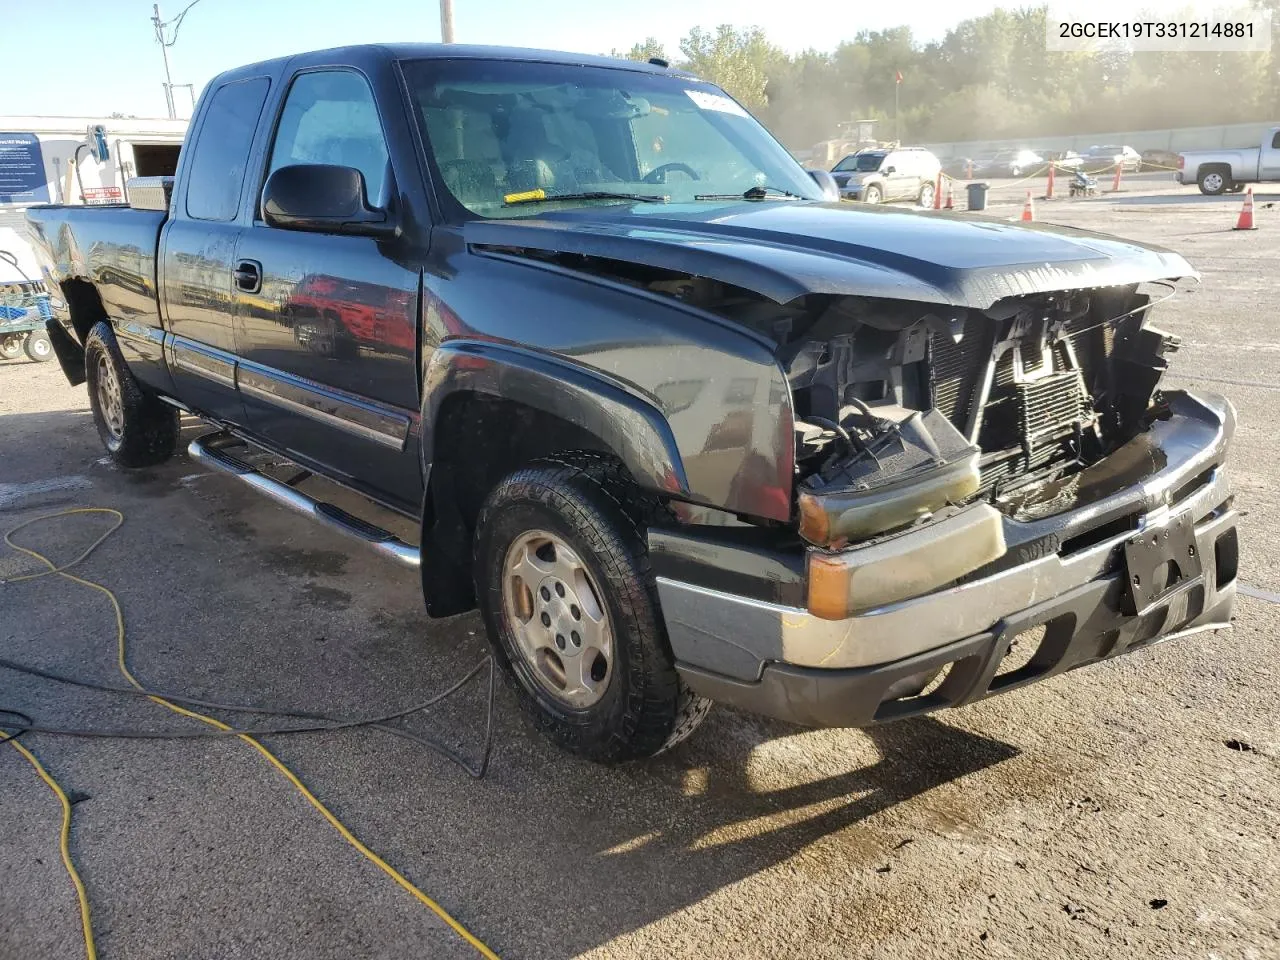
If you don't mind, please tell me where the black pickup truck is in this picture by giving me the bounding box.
[26,44,1238,761]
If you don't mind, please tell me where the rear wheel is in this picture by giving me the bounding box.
[474,456,711,761]
[85,321,179,467]
[1199,169,1227,195]
[0,335,22,360]
[862,184,882,204]
[24,332,53,362]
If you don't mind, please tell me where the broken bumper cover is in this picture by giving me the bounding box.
[656,390,1238,727]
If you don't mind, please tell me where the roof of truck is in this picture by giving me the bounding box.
[218,43,688,80]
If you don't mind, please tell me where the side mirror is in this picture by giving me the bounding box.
[262,164,397,239]
[882,165,896,175]
[806,169,840,202]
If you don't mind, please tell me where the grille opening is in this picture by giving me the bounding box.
[989,614,1076,691]
[1171,468,1216,508]
[1060,512,1141,556]
[1215,528,1239,588]
[873,661,960,721]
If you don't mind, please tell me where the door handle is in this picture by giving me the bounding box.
[234,260,262,294]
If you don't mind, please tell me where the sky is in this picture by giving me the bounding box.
[0,0,1009,119]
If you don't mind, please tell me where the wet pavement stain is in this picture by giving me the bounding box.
[299,582,353,609]
[262,545,348,578]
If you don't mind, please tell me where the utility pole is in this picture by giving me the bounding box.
[439,0,455,43]
[152,4,176,119]
[151,0,206,119]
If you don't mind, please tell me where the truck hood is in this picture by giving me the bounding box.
[465,200,1195,309]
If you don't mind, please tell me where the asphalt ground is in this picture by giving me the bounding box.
[2,181,1278,960]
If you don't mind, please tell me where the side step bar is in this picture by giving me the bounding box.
[188,432,421,568]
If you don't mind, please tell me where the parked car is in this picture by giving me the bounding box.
[1049,150,1084,170]
[978,149,1044,178]
[942,155,980,178]
[26,44,1239,762]
[1177,128,1280,195]
[831,147,941,205]
[1081,145,1142,172]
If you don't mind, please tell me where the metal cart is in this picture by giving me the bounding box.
[0,250,55,362]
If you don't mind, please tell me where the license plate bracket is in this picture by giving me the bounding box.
[1122,512,1202,616]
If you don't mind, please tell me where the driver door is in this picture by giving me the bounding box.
[231,67,422,509]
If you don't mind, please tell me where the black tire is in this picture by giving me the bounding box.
[84,321,179,467]
[1198,168,1228,196]
[0,335,22,360]
[862,184,882,204]
[24,332,53,362]
[473,454,711,762]
[918,182,935,208]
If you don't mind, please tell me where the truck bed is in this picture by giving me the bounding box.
[25,203,166,335]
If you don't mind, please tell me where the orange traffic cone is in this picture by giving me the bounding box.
[1111,162,1123,193]
[1021,190,1035,222]
[1045,163,1056,199]
[944,180,955,210]
[933,172,943,210]
[1234,187,1257,230]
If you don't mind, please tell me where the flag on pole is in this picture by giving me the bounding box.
[895,70,903,84]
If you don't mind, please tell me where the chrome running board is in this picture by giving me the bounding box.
[188,432,420,568]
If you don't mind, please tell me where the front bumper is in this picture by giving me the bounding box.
[656,390,1238,727]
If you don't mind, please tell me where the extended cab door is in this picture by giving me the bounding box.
[160,75,271,424]
[1262,128,1280,181]
[232,67,422,510]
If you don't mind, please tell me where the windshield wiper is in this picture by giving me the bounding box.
[503,189,668,206]
[693,185,803,201]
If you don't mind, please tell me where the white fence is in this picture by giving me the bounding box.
[922,121,1278,160]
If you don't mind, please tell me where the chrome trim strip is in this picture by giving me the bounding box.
[188,435,420,568]
[236,362,409,451]
[171,337,236,388]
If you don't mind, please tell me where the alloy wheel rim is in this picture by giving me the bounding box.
[97,355,124,439]
[1204,173,1223,192]
[501,529,613,709]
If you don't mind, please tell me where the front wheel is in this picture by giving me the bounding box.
[861,184,882,204]
[918,182,936,208]
[474,457,711,762]
[24,332,53,362]
[85,321,179,467]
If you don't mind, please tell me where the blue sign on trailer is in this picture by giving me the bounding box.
[0,133,50,204]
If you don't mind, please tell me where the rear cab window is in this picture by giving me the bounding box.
[184,77,271,222]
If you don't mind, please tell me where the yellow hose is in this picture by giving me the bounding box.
[3,508,499,960]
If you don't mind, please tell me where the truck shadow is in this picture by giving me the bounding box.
[474,711,1019,956]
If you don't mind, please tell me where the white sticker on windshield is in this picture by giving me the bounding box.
[684,89,750,118]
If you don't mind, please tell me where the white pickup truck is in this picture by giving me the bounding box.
[1177,127,1280,195]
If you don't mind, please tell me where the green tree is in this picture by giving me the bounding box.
[678,25,784,109]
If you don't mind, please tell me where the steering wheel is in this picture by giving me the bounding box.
[642,162,700,184]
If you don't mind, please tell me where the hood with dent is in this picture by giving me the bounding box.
[466,200,1195,309]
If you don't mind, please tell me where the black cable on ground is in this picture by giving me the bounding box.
[1,507,502,959]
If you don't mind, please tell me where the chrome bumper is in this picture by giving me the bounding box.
[657,391,1235,677]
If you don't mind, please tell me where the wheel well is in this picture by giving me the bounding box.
[60,278,108,345]
[419,392,642,617]
[1197,163,1230,181]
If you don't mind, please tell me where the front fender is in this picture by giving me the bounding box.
[421,340,690,499]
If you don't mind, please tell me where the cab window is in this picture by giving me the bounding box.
[186,77,270,222]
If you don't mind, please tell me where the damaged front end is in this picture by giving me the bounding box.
[786,284,1183,599]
